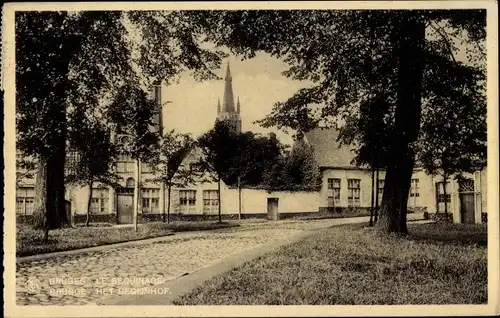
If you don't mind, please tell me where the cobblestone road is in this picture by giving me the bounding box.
[16,218,350,306]
[16,215,421,306]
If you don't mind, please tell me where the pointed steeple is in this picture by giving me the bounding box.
[216,62,242,134]
[222,62,235,113]
[225,62,232,80]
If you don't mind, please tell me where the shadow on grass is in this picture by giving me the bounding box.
[408,222,487,247]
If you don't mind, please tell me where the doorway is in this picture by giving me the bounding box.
[117,187,134,224]
[460,193,475,224]
[459,178,475,224]
[267,198,279,221]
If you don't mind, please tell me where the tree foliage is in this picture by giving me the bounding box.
[65,121,121,226]
[15,10,228,232]
[195,10,486,233]
[227,131,283,187]
[107,84,160,162]
[262,134,321,191]
[150,130,197,187]
[197,121,241,184]
[148,130,197,223]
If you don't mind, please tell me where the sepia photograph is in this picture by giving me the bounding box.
[2,1,498,317]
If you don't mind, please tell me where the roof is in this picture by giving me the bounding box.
[304,127,357,168]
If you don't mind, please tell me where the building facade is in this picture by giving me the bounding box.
[15,66,487,224]
[305,127,487,224]
[15,63,249,223]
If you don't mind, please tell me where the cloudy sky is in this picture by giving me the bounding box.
[161,52,311,146]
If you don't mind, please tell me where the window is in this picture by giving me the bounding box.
[409,179,420,197]
[327,178,341,207]
[117,155,134,173]
[436,182,451,203]
[141,163,152,174]
[377,179,385,198]
[347,179,361,207]
[116,162,126,173]
[179,190,196,206]
[90,188,109,214]
[141,188,160,213]
[203,190,219,214]
[407,179,420,207]
[16,187,35,215]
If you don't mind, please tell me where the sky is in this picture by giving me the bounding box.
[161,52,310,146]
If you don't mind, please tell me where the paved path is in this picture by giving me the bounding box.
[16,215,423,306]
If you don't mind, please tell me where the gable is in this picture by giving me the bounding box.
[179,146,204,169]
[304,127,357,168]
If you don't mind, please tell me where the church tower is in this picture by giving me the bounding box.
[216,62,242,134]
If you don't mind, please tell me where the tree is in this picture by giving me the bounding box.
[149,130,197,223]
[197,121,241,223]
[282,134,321,191]
[108,85,161,231]
[417,81,486,219]
[227,132,283,185]
[65,120,121,227]
[196,10,486,233]
[259,133,320,192]
[340,97,393,226]
[15,11,227,236]
[228,132,284,218]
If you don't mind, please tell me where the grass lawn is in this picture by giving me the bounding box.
[175,222,487,305]
[17,221,239,257]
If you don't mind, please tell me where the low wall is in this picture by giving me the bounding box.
[222,189,320,215]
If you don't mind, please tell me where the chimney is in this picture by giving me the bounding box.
[152,81,162,135]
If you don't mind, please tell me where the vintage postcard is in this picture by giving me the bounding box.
[2,1,499,317]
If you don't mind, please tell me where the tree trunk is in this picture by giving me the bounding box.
[443,173,448,220]
[33,156,48,230]
[133,158,141,231]
[374,166,380,224]
[44,145,69,230]
[369,166,375,227]
[238,176,242,220]
[166,183,172,224]
[160,181,166,222]
[218,177,222,223]
[375,17,425,234]
[86,181,93,227]
[44,40,72,230]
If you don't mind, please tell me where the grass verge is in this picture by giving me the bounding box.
[174,222,487,305]
[17,221,239,257]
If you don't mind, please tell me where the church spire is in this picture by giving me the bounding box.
[222,62,235,113]
[216,62,242,134]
